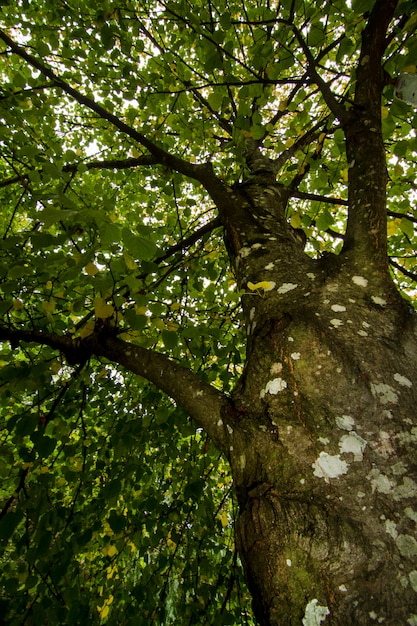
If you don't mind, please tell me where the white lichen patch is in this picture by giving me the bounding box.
[371,383,399,404]
[226,424,234,435]
[217,419,223,427]
[239,246,251,258]
[264,378,287,395]
[398,427,417,445]
[324,281,339,293]
[291,352,301,360]
[394,373,413,388]
[392,461,408,476]
[286,559,292,567]
[373,430,395,458]
[336,415,355,431]
[270,362,283,374]
[278,282,298,294]
[249,307,256,321]
[264,262,275,270]
[251,243,262,250]
[313,452,348,480]
[331,304,347,312]
[367,468,393,494]
[339,432,367,461]
[406,508,417,523]
[393,477,417,501]
[385,519,398,540]
[307,273,316,280]
[371,296,387,306]
[330,318,343,327]
[357,329,368,337]
[352,275,368,287]
[397,534,417,558]
[302,599,330,625]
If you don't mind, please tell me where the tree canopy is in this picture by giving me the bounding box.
[0,0,417,624]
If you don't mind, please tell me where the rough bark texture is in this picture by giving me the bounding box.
[225,220,417,624]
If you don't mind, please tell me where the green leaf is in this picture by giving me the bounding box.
[122,228,157,260]
[400,217,414,239]
[161,329,178,349]
[316,209,334,231]
[0,511,24,544]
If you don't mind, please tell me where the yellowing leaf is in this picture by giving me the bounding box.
[85,262,99,276]
[42,299,56,313]
[97,604,109,619]
[94,297,114,319]
[381,106,389,119]
[123,250,137,270]
[218,510,229,528]
[247,281,276,292]
[50,361,61,374]
[152,318,165,331]
[102,544,117,557]
[387,219,400,236]
[290,213,302,229]
[167,537,177,550]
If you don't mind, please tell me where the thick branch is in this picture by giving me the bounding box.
[0,29,212,184]
[0,326,231,454]
[342,0,398,269]
[355,0,398,113]
[290,25,348,123]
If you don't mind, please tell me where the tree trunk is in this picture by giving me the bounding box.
[218,179,417,624]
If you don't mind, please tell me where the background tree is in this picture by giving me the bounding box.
[1,1,417,624]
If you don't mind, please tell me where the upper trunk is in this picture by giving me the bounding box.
[217,180,417,624]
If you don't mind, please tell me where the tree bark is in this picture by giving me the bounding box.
[225,216,417,623]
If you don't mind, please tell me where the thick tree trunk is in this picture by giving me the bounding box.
[219,180,417,624]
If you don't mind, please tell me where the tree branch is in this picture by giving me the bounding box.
[0,29,213,184]
[389,258,417,282]
[292,190,348,206]
[0,326,232,454]
[290,25,348,123]
[354,0,398,113]
[0,156,159,189]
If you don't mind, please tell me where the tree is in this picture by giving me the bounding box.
[0,0,417,623]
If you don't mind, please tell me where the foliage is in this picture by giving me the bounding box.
[0,0,416,623]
